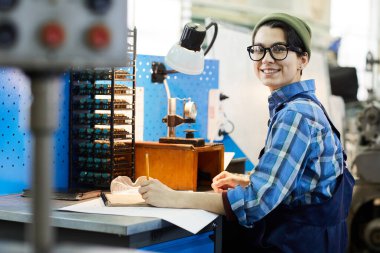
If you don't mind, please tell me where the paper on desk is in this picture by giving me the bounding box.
[59,198,218,234]
[224,152,235,170]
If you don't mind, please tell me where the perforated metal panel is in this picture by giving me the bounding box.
[0,68,69,195]
[54,72,70,189]
[136,55,219,141]
[0,68,31,194]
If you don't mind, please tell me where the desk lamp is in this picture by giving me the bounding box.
[151,21,218,147]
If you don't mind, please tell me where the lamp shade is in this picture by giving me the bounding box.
[165,43,204,75]
[164,22,218,75]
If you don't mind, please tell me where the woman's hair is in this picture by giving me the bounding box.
[252,20,307,58]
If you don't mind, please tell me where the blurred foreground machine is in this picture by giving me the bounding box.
[0,1,129,253]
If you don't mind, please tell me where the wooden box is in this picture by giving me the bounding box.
[135,142,224,191]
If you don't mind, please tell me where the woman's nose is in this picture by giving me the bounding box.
[262,49,275,63]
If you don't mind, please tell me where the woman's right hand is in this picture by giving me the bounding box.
[211,171,250,193]
[138,178,175,208]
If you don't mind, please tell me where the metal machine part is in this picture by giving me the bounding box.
[184,101,197,120]
[0,0,128,69]
[364,218,380,251]
[354,149,380,183]
[348,102,380,252]
[349,188,380,253]
[162,97,197,138]
[160,97,205,147]
[0,1,128,253]
[357,104,380,146]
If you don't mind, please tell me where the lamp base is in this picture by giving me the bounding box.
[159,137,205,147]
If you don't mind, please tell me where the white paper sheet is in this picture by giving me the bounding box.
[59,198,218,234]
[224,152,235,170]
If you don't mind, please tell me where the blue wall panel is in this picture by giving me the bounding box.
[0,68,69,195]
[54,72,70,189]
[0,68,31,195]
[136,55,219,141]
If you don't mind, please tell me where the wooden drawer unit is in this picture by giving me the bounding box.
[135,142,224,191]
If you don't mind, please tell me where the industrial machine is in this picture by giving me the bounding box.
[348,52,380,253]
[348,101,380,253]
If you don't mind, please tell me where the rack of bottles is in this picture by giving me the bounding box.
[69,28,137,189]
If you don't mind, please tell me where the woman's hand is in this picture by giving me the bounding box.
[138,179,176,208]
[211,171,250,193]
[139,179,226,214]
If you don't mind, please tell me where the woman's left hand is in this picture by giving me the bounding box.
[138,179,176,208]
[211,171,250,192]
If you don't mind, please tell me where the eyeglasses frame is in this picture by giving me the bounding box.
[246,43,304,61]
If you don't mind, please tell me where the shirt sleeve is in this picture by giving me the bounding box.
[222,191,237,221]
[226,110,311,227]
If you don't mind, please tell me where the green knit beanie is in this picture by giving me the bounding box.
[252,13,312,58]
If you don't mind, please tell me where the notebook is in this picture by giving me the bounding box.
[100,192,148,207]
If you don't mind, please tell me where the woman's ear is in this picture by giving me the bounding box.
[299,52,309,69]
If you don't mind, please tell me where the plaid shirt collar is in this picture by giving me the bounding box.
[268,79,316,118]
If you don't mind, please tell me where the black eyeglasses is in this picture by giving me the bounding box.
[247,43,304,61]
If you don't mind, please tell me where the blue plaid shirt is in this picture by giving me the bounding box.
[227,79,345,227]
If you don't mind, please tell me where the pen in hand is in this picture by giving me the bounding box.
[145,153,150,180]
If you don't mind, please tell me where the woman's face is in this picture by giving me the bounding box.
[252,26,308,92]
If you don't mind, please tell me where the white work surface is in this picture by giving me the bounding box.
[60,197,218,234]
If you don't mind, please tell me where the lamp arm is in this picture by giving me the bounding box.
[204,22,218,56]
[163,78,171,99]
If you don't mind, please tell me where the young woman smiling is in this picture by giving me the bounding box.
[139,13,354,253]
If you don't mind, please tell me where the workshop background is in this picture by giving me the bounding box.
[1,0,380,252]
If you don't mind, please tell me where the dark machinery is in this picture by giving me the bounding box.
[348,52,380,253]
[348,102,380,253]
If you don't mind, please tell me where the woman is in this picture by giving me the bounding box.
[139,13,354,252]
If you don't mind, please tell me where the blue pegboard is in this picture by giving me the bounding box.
[0,68,31,195]
[0,68,69,195]
[136,55,219,141]
[54,72,70,189]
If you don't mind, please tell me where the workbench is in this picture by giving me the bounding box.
[0,194,222,252]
